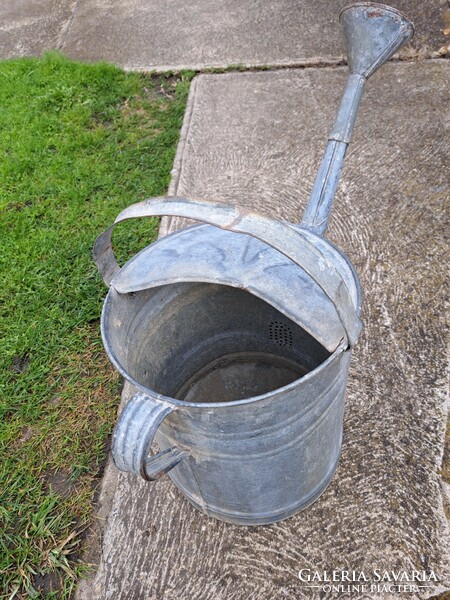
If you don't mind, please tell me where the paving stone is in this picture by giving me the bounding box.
[2,1,446,69]
[0,0,75,59]
[60,0,446,70]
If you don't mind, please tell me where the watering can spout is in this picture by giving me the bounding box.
[301,3,414,235]
[341,3,414,79]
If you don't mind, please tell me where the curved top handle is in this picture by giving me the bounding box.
[93,196,362,348]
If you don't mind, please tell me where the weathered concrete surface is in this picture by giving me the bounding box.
[61,0,447,69]
[0,0,448,67]
[79,61,450,599]
[0,0,75,59]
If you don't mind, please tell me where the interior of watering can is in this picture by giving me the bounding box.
[106,282,330,403]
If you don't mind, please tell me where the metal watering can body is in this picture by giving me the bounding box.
[99,221,359,524]
[93,3,414,525]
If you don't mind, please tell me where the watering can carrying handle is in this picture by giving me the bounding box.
[112,392,188,481]
[93,196,362,348]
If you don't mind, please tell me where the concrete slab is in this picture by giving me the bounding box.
[79,61,449,599]
[60,0,446,71]
[1,1,446,69]
[0,0,75,59]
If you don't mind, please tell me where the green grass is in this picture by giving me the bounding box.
[0,52,193,598]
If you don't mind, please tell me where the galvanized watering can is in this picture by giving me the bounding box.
[94,3,414,525]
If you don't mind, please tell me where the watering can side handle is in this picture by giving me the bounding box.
[93,196,362,348]
[112,392,188,481]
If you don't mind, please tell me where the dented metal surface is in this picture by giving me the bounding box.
[107,223,361,353]
[93,3,414,525]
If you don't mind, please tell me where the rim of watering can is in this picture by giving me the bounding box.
[339,2,415,28]
[111,222,363,319]
[94,196,363,349]
[100,300,348,409]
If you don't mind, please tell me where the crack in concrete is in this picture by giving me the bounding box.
[56,0,81,50]
[123,54,449,76]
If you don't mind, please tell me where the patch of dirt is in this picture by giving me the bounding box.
[18,426,34,444]
[45,468,76,498]
[116,73,182,121]
[145,73,180,100]
[5,199,33,212]
[11,353,30,373]
[32,571,63,596]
